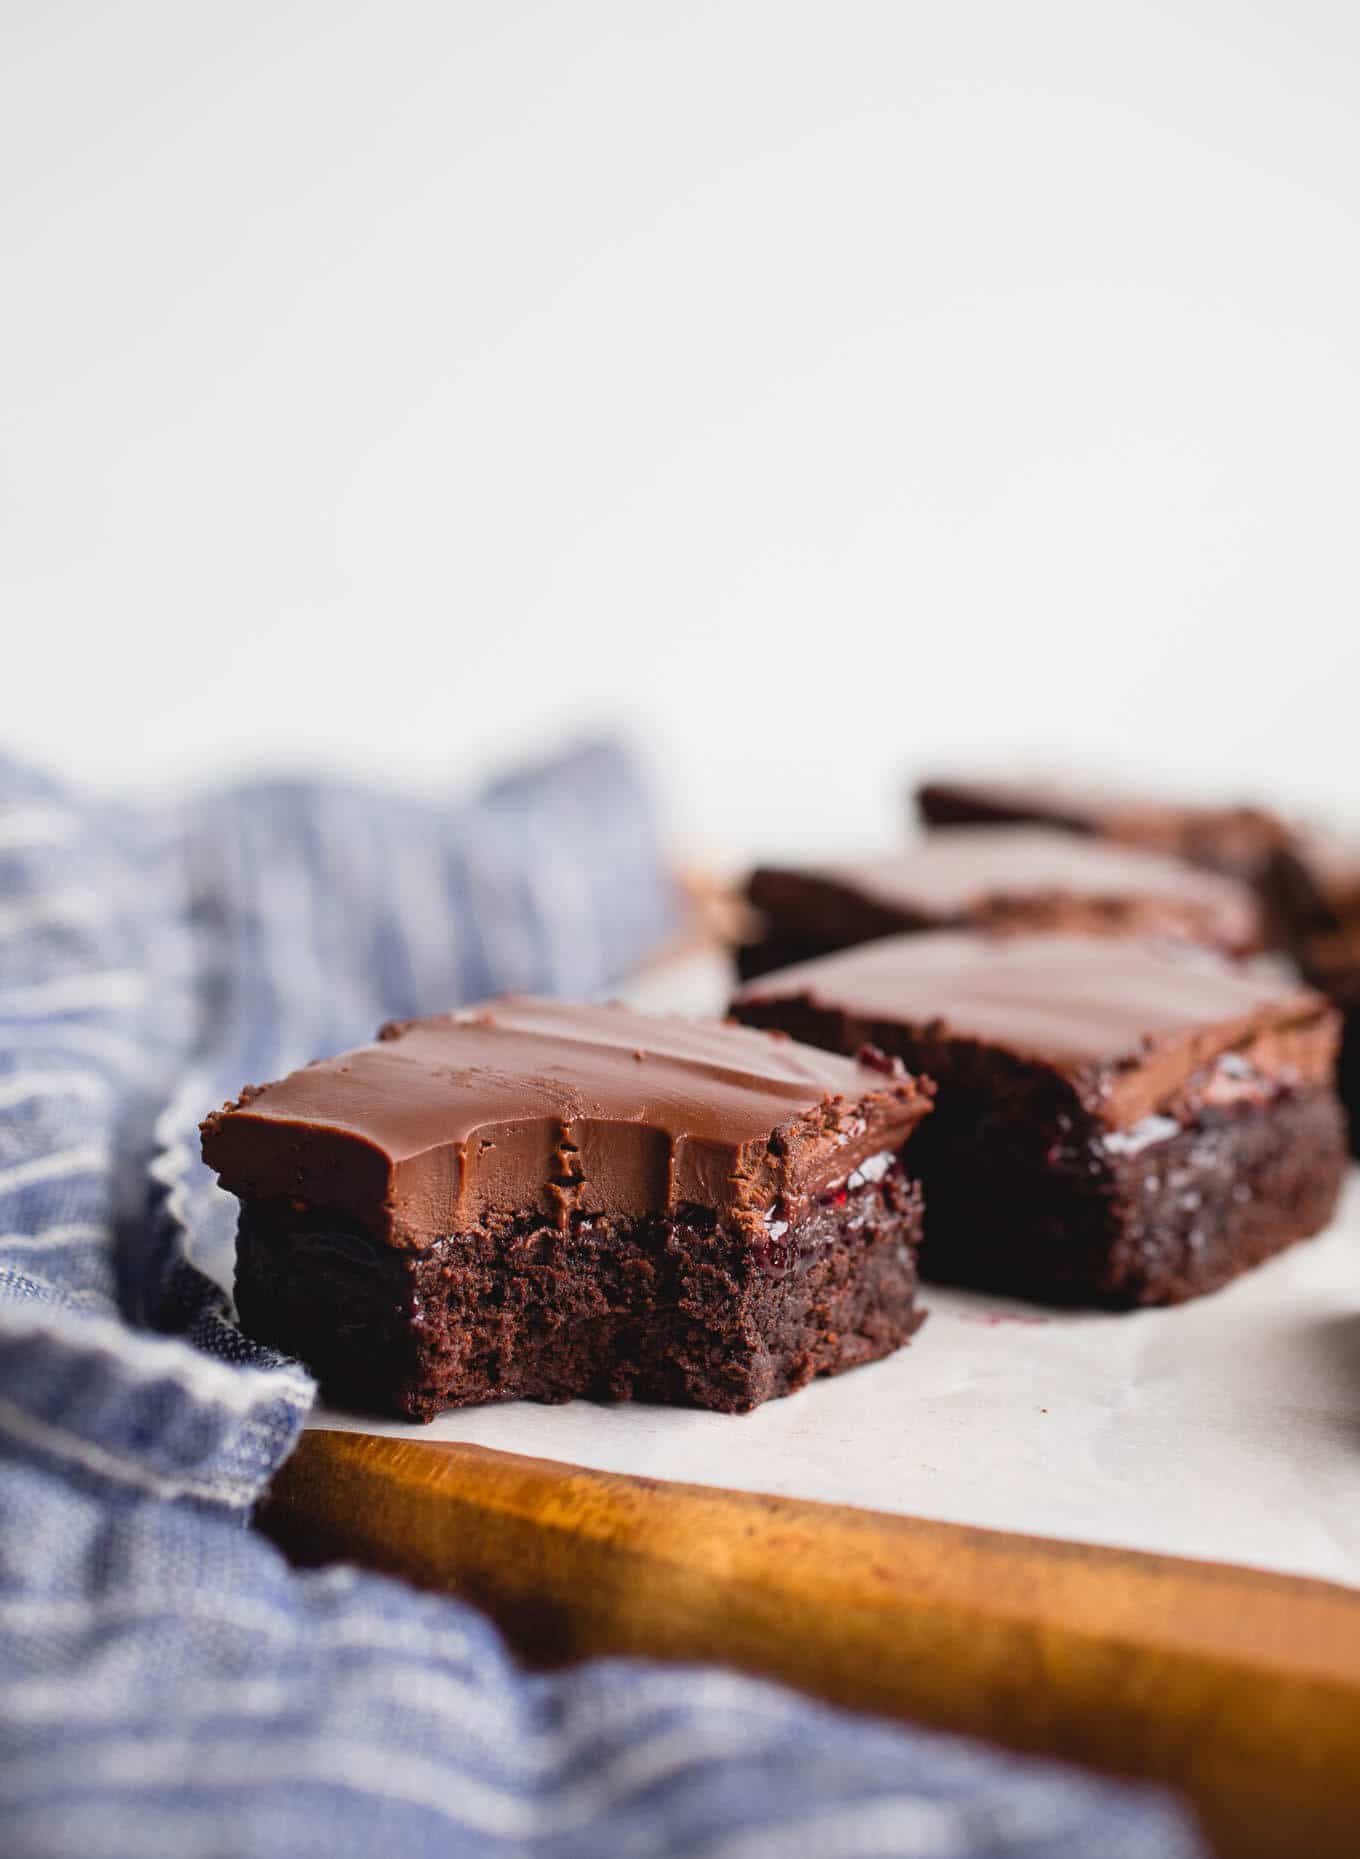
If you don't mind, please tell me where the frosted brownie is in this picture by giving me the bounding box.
[201,999,934,1418]
[915,774,1289,880]
[913,774,1337,947]
[739,828,1262,979]
[733,933,1345,1306]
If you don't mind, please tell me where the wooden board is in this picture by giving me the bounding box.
[261,1428,1360,1859]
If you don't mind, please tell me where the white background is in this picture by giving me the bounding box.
[4,1,1359,858]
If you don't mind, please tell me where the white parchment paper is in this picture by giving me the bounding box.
[309,954,1360,1588]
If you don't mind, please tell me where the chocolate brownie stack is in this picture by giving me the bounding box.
[202,1000,933,1418]
[913,773,1360,1154]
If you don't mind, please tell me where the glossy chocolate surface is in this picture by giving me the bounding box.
[201,999,932,1246]
[732,932,1337,1129]
[915,777,1287,864]
[748,828,1261,954]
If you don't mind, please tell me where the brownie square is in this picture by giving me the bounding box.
[201,1000,933,1419]
[733,933,1346,1307]
[914,775,1290,894]
[739,828,1262,980]
[914,769,1337,944]
[911,775,1360,951]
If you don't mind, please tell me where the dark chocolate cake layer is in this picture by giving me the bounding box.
[235,1163,926,1420]
[740,828,1262,980]
[203,1000,934,1417]
[732,933,1346,1307]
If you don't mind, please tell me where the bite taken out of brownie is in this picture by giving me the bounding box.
[732,932,1346,1308]
[200,1000,934,1421]
[738,827,1263,980]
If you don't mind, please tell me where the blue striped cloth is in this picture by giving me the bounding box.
[0,745,1204,1859]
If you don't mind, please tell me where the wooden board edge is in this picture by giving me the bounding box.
[259,1430,1360,1859]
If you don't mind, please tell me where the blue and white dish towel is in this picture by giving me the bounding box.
[0,743,1204,1858]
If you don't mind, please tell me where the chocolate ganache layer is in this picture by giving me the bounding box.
[914,775,1290,883]
[741,828,1262,981]
[201,998,932,1247]
[733,932,1334,1129]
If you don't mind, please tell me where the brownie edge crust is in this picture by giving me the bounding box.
[234,1164,925,1420]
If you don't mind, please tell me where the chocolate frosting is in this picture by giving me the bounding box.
[916,776,1289,865]
[732,932,1337,1129]
[200,998,932,1247]
[748,828,1261,954]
